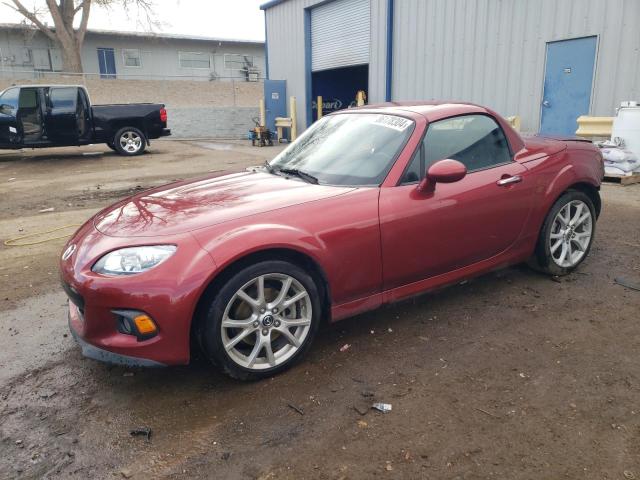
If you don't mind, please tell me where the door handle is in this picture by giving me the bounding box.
[497,175,522,186]
[542,100,550,107]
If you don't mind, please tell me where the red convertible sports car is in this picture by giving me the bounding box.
[60,102,604,379]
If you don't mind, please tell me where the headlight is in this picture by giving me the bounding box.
[92,245,176,275]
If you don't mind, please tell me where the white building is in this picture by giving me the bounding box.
[0,23,265,81]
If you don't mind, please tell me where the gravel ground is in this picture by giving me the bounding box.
[1,141,639,479]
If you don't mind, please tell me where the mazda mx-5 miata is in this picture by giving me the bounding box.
[60,102,604,379]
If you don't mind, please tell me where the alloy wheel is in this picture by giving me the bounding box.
[119,131,142,153]
[549,200,593,268]
[221,273,312,370]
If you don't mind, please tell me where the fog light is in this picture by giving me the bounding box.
[112,309,158,340]
[117,315,134,335]
[134,314,157,335]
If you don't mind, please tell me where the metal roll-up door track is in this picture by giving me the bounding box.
[311,0,371,72]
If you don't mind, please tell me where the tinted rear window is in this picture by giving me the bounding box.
[49,87,77,111]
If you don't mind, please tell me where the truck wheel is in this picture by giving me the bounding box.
[113,127,146,156]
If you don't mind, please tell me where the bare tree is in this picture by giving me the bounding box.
[4,0,155,73]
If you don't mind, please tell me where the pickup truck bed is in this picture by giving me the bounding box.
[91,103,170,145]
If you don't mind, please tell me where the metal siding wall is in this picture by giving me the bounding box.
[368,0,387,103]
[392,0,640,132]
[266,0,314,133]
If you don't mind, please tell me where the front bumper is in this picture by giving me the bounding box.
[60,223,217,367]
[68,305,165,367]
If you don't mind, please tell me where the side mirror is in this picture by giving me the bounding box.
[417,159,467,193]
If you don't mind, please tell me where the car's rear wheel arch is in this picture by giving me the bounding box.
[567,182,601,218]
[533,181,601,249]
[191,248,331,355]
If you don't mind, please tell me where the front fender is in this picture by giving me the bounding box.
[190,188,383,308]
[193,222,328,273]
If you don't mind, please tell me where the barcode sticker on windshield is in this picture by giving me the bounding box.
[373,115,412,131]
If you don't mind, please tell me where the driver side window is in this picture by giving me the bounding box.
[424,115,512,172]
[0,88,19,115]
[400,144,423,184]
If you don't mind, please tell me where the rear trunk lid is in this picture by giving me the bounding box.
[517,134,567,162]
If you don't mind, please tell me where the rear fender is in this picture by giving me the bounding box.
[525,150,601,241]
[109,118,146,134]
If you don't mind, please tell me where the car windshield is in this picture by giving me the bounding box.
[267,113,415,186]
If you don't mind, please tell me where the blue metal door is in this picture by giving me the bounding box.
[540,36,597,135]
[264,80,286,132]
[97,48,116,79]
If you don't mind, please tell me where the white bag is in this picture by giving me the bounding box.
[605,165,634,176]
[600,147,640,173]
[601,147,637,163]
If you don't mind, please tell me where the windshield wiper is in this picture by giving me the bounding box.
[264,160,275,173]
[277,168,319,184]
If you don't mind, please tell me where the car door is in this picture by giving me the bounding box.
[0,87,21,146]
[17,87,45,143]
[76,87,92,142]
[379,114,534,291]
[44,86,80,145]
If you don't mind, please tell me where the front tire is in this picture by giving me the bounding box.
[199,260,322,380]
[113,127,146,156]
[530,190,596,276]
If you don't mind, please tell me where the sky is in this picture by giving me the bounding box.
[0,0,266,42]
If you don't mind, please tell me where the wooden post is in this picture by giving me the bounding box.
[259,98,266,127]
[317,95,323,120]
[290,96,297,141]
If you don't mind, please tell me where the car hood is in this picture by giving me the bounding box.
[94,170,355,237]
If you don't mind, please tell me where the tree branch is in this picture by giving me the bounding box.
[76,1,91,46]
[74,0,86,14]
[6,0,58,41]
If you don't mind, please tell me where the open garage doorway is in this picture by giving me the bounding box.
[311,64,369,118]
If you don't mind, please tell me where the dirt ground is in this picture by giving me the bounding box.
[1,141,640,479]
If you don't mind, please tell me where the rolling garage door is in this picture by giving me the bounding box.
[311,0,370,72]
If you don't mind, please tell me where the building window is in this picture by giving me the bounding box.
[122,49,142,67]
[21,48,33,66]
[179,51,210,69]
[224,53,254,71]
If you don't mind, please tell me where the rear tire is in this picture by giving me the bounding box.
[198,260,322,380]
[113,127,146,156]
[529,190,596,276]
